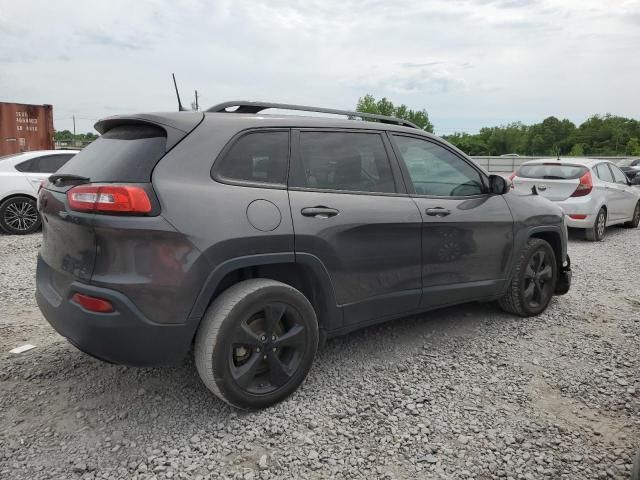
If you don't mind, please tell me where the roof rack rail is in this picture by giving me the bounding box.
[206,100,419,129]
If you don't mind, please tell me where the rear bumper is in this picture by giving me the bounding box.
[36,255,194,366]
[555,197,599,228]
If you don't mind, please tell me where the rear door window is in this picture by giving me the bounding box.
[214,131,289,186]
[55,125,167,182]
[290,131,396,194]
[516,164,587,180]
[595,163,614,183]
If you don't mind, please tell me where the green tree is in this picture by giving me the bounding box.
[355,94,434,132]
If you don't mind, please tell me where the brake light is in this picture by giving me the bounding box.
[72,293,114,313]
[569,214,587,219]
[570,171,593,197]
[67,184,152,213]
[508,171,517,181]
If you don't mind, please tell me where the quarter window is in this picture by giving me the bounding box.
[291,132,396,194]
[215,131,289,185]
[608,164,628,184]
[392,135,484,196]
[594,163,614,183]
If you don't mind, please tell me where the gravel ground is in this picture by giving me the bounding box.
[0,227,639,480]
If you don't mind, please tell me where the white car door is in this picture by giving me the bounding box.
[18,153,75,192]
[593,163,619,220]
[608,163,639,221]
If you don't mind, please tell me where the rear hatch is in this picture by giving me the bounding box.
[38,112,203,295]
[512,162,588,201]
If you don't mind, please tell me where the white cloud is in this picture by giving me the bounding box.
[0,0,638,134]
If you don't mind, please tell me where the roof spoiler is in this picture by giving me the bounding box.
[206,100,419,129]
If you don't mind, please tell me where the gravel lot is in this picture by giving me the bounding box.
[1,228,639,480]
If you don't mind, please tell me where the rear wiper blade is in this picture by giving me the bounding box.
[48,174,90,186]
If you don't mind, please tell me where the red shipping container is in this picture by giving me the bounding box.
[0,102,55,156]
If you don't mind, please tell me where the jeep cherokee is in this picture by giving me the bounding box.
[36,101,572,409]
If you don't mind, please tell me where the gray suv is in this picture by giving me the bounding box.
[36,101,572,409]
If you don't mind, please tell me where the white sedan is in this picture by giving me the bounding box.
[0,150,77,234]
[510,158,640,241]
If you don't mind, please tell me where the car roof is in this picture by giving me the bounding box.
[202,111,437,136]
[519,158,605,168]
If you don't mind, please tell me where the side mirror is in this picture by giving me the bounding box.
[489,174,510,195]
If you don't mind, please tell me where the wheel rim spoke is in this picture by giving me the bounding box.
[234,322,261,347]
[263,303,286,334]
[267,353,293,387]
[231,352,263,388]
[524,282,535,301]
[524,264,536,279]
[538,265,552,281]
[274,324,305,348]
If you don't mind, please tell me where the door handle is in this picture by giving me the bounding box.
[301,206,340,218]
[425,207,451,217]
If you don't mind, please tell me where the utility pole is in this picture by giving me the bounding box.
[195,90,199,111]
[72,115,76,145]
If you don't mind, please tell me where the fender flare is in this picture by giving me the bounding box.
[186,252,342,332]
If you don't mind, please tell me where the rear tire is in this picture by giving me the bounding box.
[624,202,640,228]
[585,207,606,241]
[194,279,318,409]
[0,196,41,235]
[498,238,557,317]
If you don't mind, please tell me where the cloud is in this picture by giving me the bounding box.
[0,0,637,135]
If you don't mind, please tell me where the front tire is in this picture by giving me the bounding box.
[585,207,606,241]
[0,196,41,235]
[498,238,558,317]
[194,279,319,409]
[624,202,640,228]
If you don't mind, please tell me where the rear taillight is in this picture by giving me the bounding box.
[71,293,114,313]
[569,214,587,219]
[508,171,517,181]
[67,184,152,214]
[570,171,593,197]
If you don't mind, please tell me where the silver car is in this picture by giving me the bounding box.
[511,158,640,241]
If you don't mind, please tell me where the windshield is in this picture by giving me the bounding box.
[516,163,588,180]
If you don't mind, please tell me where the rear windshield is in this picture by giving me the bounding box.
[56,124,167,182]
[516,163,587,180]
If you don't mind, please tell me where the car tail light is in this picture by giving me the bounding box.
[72,293,114,313]
[508,171,517,181]
[570,171,593,197]
[569,214,587,219]
[67,184,152,214]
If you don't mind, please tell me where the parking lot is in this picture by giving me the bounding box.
[0,228,638,480]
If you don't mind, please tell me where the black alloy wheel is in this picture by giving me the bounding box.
[522,249,554,310]
[195,279,319,409]
[228,302,307,394]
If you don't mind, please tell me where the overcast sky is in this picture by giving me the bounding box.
[1,0,639,135]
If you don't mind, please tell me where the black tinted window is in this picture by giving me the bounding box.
[292,132,396,193]
[595,163,614,183]
[517,164,587,180]
[215,131,289,185]
[56,125,167,182]
[392,135,484,196]
[15,154,74,173]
